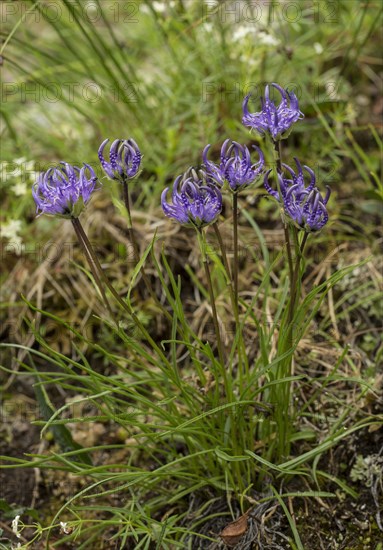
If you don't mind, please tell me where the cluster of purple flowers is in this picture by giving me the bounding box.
[98,138,142,182]
[242,83,303,140]
[32,83,330,233]
[33,139,142,218]
[161,83,330,232]
[264,158,331,232]
[161,140,265,228]
[202,140,264,191]
[161,169,222,228]
[32,163,98,219]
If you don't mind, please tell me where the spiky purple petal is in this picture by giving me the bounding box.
[203,140,264,191]
[98,138,142,181]
[161,168,222,228]
[242,83,304,140]
[32,163,99,218]
[264,158,330,232]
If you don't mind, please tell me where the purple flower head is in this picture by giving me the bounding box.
[203,139,264,192]
[242,83,303,140]
[161,168,222,228]
[264,158,330,232]
[98,138,142,181]
[32,162,98,218]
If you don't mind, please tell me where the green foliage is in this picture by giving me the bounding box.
[1,0,382,547]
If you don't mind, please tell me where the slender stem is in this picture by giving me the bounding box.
[71,218,113,318]
[121,178,172,323]
[287,235,301,344]
[300,232,309,255]
[284,227,294,305]
[232,192,239,315]
[277,231,308,461]
[213,222,234,307]
[121,177,139,263]
[74,218,170,366]
[213,222,248,373]
[197,229,225,367]
[274,139,283,173]
[288,232,309,332]
[213,222,232,280]
[204,260,225,366]
[272,138,298,461]
[273,139,294,289]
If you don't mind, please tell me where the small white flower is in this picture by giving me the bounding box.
[13,157,27,165]
[1,219,22,239]
[150,1,175,12]
[1,220,24,254]
[60,521,71,534]
[238,54,256,66]
[314,42,323,54]
[201,22,213,33]
[152,1,166,10]
[12,182,28,196]
[258,32,280,47]
[12,515,21,538]
[232,25,253,42]
[5,238,24,255]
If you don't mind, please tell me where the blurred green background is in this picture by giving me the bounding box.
[1,0,381,205]
[0,2,382,547]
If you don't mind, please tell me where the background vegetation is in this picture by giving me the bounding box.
[1,0,382,548]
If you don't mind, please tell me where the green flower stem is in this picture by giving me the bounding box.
[300,231,309,255]
[73,217,170,367]
[212,222,234,311]
[212,222,232,279]
[71,218,113,318]
[121,177,172,324]
[121,178,139,262]
[196,229,225,368]
[272,138,304,460]
[288,231,309,333]
[212,222,248,379]
[273,139,294,292]
[276,231,308,460]
[232,191,239,315]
